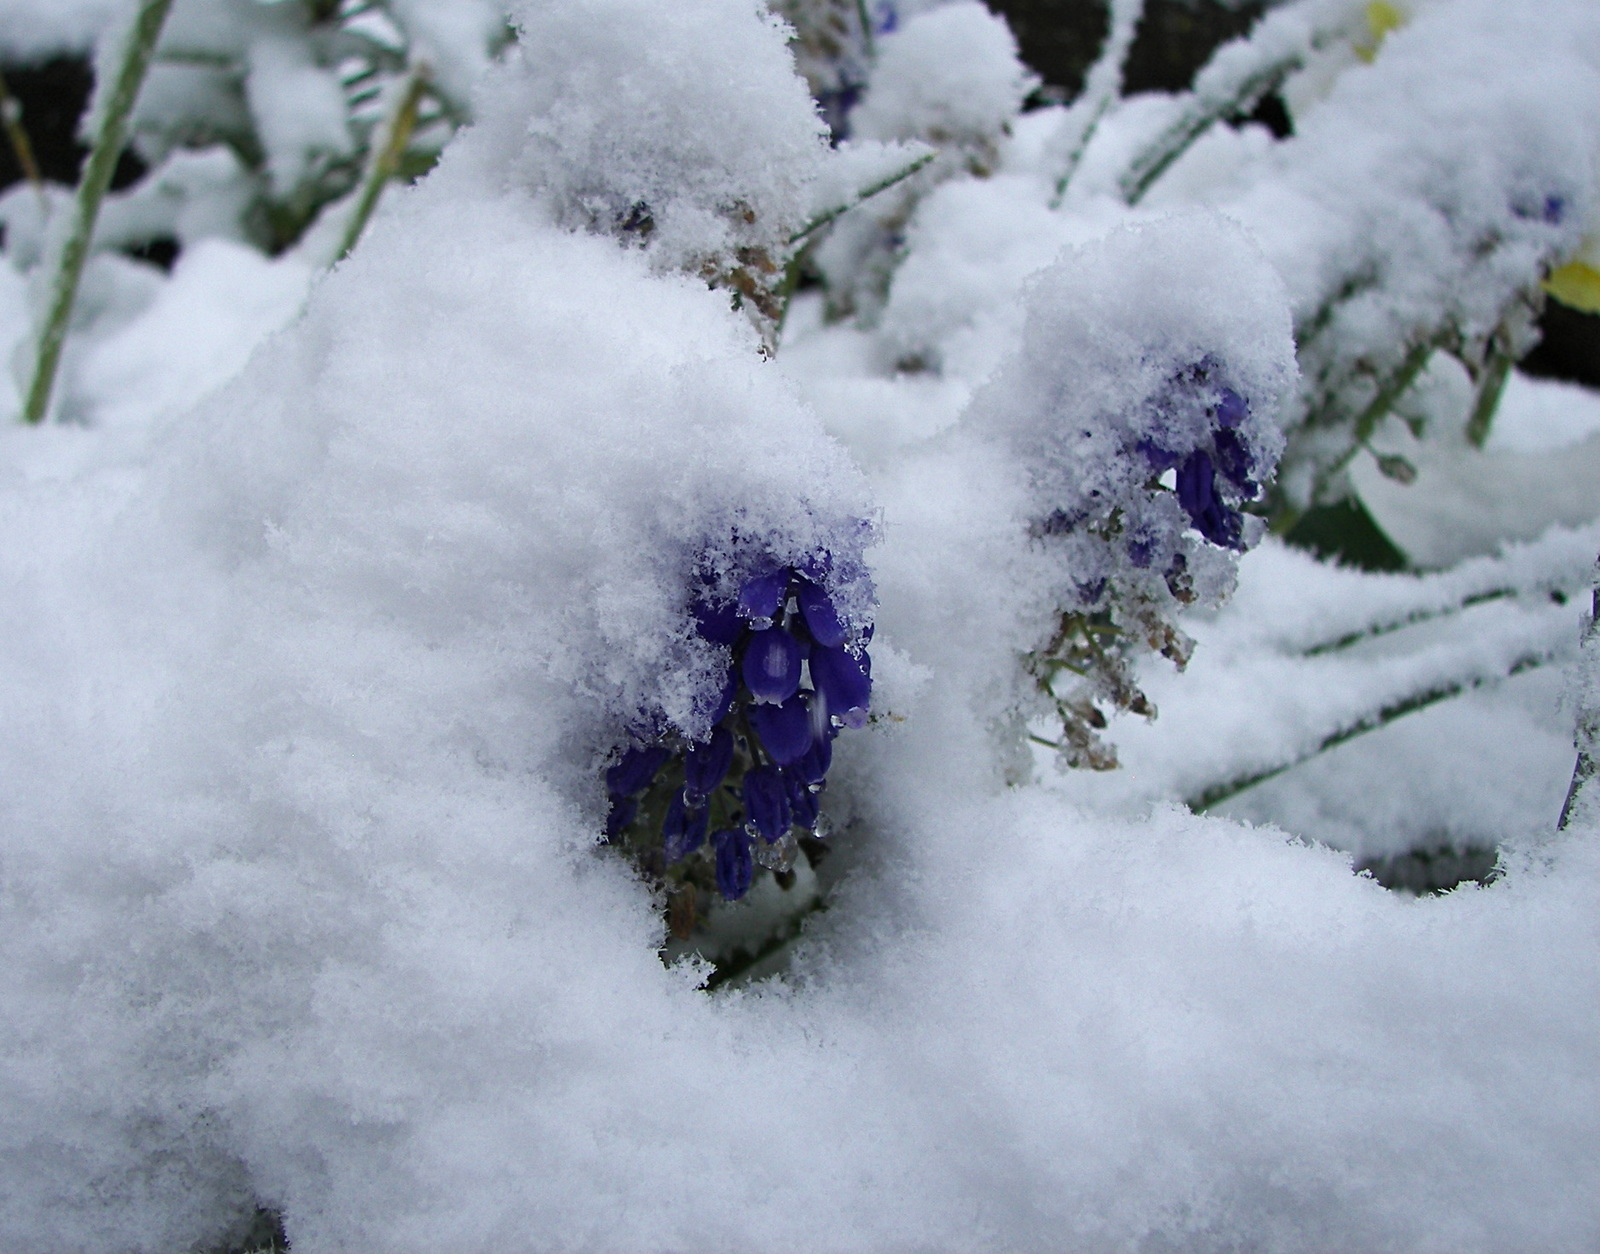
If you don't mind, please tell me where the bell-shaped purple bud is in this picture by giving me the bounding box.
[783,768,821,832]
[743,764,792,841]
[737,567,791,627]
[796,578,848,648]
[604,795,636,839]
[1194,500,1244,551]
[683,726,734,802]
[748,694,813,765]
[606,745,670,798]
[810,645,871,729]
[742,625,802,705]
[691,595,743,646]
[790,729,833,787]
[1176,450,1216,524]
[713,828,754,901]
[1215,388,1248,428]
[663,792,708,864]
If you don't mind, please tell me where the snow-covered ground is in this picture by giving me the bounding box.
[0,0,1597,1250]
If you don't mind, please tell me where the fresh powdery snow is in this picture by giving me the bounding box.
[0,0,1597,1250]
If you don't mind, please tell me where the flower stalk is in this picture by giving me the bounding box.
[335,62,432,264]
[22,0,173,425]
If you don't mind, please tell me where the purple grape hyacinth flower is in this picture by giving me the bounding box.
[1214,388,1248,428]
[743,764,792,841]
[783,768,821,832]
[796,578,848,648]
[790,730,833,787]
[605,795,637,840]
[607,745,670,797]
[810,645,871,728]
[691,594,743,645]
[1176,449,1215,520]
[743,625,803,705]
[737,568,791,627]
[683,726,734,803]
[1136,437,1182,472]
[1212,427,1257,496]
[1177,450,1245,551]
[663,792,709,864]
[713,828,754,900]
[749,693,814,765]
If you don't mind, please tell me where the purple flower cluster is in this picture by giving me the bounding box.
[1134,360,1262,557]
[605,557,873,908]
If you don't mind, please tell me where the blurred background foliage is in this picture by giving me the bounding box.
[0,0,1595,557]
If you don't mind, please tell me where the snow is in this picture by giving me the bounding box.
[0,0,1597,1249]
[850,2,1036,158]
[482,0,830,275]
[0,0,118,58]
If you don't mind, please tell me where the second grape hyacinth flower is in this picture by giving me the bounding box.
[604,554,873,944]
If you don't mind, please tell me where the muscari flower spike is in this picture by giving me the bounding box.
[1028,359,1272,775]
[602,552,874,912]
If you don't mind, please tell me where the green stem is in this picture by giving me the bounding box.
[854,0,876,62]
[1188,649,1558,813]
[1302,587,1518,656]
[1050,95,1113,210]
[334,63,430,264]
[786,149,935,246]
[1308,339,1433,502]
[22,0,173,425]
[1465,347,1512,449]
[0,71,43,197]
[1050,0,1143,208]
[1119,52,1300,207]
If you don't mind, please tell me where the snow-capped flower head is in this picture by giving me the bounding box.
[604,542,876,927]
[474,0,831,333]
[849,1,1034,176]
[965,213,1296,768]
[810,1,1032,323]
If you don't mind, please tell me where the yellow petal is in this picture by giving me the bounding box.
[1357,1,1406,61]
[1543,261,1600,315]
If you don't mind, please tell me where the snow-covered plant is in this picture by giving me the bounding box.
[603,541,875,942]
[122,0,503,253]
[2,0,504,423]
[811,0,1035,324]
[470,0,833,345]
[1104,0,1599,527]
[0,0,503,267]
[768,0,878,137]
[965,215,1294,768]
